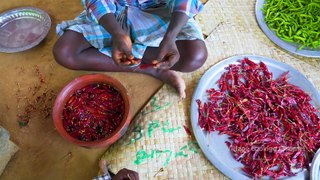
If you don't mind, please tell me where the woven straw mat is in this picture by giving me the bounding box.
[101,0,320,179]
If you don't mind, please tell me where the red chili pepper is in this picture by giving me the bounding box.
[62,83,125,141]
[196,58,320,179]
[139,63,158,69]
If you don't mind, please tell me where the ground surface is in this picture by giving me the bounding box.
[0,1,163,179]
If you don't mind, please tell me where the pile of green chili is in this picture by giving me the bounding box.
[263,0,320,50]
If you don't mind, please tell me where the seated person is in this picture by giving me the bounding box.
[53,0,208,98]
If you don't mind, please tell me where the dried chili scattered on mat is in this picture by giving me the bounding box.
[197,58,320,179]
[63,83,124,141]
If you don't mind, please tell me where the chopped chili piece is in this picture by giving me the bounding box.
[63,83,125,141]
[183,125,193,136]
[197,58,320,179]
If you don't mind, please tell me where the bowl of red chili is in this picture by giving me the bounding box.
[53,74,131,148]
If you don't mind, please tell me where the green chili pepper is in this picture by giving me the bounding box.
[263,0,320,50]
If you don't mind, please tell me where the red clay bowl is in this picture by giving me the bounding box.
[53,74,131,148]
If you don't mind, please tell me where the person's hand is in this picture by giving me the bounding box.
[113,168,139,180]
[111,33,138,66]
[153,38,180,70]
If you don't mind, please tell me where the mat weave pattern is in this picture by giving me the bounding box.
[101,0,320,179]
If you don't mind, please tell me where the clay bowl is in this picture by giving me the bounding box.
[53,74,131,148]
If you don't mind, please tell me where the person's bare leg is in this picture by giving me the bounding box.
[53,31,186,98]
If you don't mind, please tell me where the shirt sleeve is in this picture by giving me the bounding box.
[82,0,117,23]
[172,0,203,18]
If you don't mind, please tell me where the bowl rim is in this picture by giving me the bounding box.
[52,73,131,148]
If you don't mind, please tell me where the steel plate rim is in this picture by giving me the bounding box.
[190,54,319,179]
[255,0,320,58]
[0,6,51,53]
[311,148,320,180]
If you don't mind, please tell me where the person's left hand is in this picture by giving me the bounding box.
[153,38,180,70]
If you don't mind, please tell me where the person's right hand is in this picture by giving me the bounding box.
[111,33,135,66]
[112,168,139,180]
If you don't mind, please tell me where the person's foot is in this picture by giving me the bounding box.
[152,69,186,99]
[131,64,186,98]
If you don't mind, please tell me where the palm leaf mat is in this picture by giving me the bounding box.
[101,0,320,179]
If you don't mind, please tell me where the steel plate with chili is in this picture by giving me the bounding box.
[190,55,320,180]
[62,83,124,142]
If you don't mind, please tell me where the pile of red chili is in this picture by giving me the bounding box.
[63,83,124,141]
[197,58,320,179]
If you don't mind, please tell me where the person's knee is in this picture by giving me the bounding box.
[179,45,208,72]
[52,39,78,70]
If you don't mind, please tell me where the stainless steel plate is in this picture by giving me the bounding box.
[255,0,320,58]
[0,7,51,53]
[190,55,320,179]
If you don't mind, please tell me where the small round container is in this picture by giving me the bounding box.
[52,74,131,148]
[0,7,51,53]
